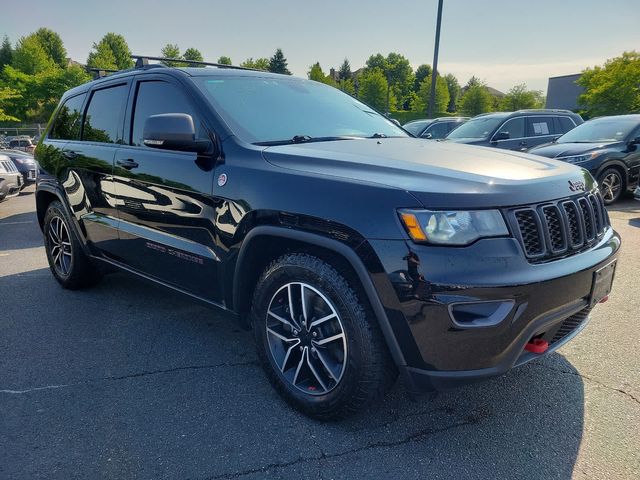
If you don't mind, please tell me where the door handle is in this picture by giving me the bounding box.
[62,150,78,159]
[116,158,139,170]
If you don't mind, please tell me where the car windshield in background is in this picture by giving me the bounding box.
[195,76,408,144]
[403,120,432,135]
[558,117,638,143]
[446,115,505,140]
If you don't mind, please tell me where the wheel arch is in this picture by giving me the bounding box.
[595,160,628,189]
[232,226,408,369]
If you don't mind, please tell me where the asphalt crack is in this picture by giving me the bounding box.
[0,359,258,395]
[534,363,640,406]
[200,411,486,479]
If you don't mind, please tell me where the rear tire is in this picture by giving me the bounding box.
[43,201,102,289]
[251,253,397,420]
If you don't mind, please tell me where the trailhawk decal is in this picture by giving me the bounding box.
[145,241,204,265]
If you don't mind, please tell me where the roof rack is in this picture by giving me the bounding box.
[88,67,119,79]
[131,55,258,71]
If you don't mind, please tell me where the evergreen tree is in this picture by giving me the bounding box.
[338,58,351,80]
[413,64,431,92]
[444,73,461,112]
[268,48,291,75]
[0,36,12,70]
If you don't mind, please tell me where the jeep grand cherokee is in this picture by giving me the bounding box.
[35,59,620,419]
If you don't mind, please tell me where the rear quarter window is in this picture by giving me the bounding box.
[49,93,87,140]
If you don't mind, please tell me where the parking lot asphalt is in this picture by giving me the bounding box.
[1,185,639,479]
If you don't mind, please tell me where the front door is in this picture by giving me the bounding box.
[111,76,221,302]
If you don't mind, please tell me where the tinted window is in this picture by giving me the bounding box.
[423,122,449,139]
[557,116,576,134]
[195,76,407,144]
[50,94,86,140]
[131,81,203,147]
[498,117,525,139]
[404,120,430,135]
[82,84,128,144]
[558,116,639,143]
[526,116,555,137]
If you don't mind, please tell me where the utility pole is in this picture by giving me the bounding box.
[428,0,444,118]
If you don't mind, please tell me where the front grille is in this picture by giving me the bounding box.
[550,308,590,344]
[1,160,18,173]
[510,191,609,262]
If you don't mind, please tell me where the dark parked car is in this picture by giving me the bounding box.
[403,117,468,139]
[35,59,619,419]
[529,115,640,204]
[0,153,23,201]
[445,109,583,151]
[0,149,38,188]
[8,137,36,154]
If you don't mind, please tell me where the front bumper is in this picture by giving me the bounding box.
[363,227,620,392]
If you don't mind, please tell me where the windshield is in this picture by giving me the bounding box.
[446,115,506,140]
[558,117,638,143]
[403,120,432,135]
[194,75,407,144]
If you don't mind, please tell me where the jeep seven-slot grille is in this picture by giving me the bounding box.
[510,191,609,262]
[1,160,18,173]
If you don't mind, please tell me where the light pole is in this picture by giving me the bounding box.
[428,0,444,118]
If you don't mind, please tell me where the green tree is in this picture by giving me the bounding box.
[0,86,21,121]
[444,73,460,112]
[12,35,56,74]
[240,57,269,70]
[413,75,450,114]
[578,51,640,116]
[338,58,351,80]
[86,40,117,70]
[33,28,67,68]
[365,52,413,111]
[308,62,325,82]
[98,33,133,69]
[500,83,545,111]
[217,55,232,65]
[268,48,290,74]
[413,64,431,92]
[465,76,483,89]
[460,83,493,116]
[365,53,386,71]
[0,36,13,70]
[338,78,355,95]
[161,43,182,66]
[358,69,393,112]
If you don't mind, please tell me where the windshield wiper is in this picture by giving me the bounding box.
[254,135,358,146]
[368,133,387,138]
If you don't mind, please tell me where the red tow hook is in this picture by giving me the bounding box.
[524,338,549,354]
[598,295,609,304]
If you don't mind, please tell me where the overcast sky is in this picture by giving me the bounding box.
[2,0,638,93]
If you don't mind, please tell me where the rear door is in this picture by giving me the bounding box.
[111,75,220,301]
[525,116,557,148]
[60,79,131,255]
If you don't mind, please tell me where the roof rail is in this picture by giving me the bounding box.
[130,54,258,71]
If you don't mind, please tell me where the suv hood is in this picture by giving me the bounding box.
[529,141,623,158]
[262,137,593,208]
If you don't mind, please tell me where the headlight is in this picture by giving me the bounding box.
[11,157,32,164]
[399,209,509,245]
[557,152,599,164]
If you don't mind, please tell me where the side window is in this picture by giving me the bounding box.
[131,81,204,147]
[526,116,554,137]
[498,117,525,139]
[423,122,449,139]
[82,84,128,144]
[50,94,86,140]
[557,116,576,134]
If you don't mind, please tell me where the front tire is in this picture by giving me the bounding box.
[43,201,101,289]
[251,253,397,420]
[598,168,624,204]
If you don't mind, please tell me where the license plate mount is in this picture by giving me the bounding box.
[590,260,616,307]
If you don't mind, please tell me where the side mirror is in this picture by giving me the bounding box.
[390,118,401,127]
[143,113,211,153]
[629,136,640,146]
[422,132,433,139]
[493,131,510,141]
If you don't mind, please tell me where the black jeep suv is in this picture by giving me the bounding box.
[35,61,620,419]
